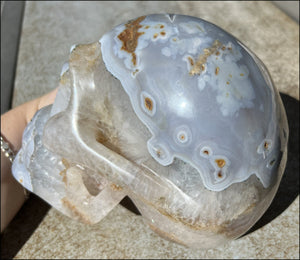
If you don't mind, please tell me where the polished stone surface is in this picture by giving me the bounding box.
[2,1,299,259]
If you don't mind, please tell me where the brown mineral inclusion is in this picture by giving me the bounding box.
[145,97,153,111]
[215,159,226,168]
[189,40,222,76]
[117,16,146,66]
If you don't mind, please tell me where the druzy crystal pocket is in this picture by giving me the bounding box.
[12,14,288,249]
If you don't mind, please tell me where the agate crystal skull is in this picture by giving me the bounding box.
[12,14,288,249]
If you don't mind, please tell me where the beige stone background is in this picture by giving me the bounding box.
[1,1,299,259]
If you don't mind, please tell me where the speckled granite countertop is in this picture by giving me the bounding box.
[2,1,299,259]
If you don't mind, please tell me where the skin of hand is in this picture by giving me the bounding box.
[1,88,58,232]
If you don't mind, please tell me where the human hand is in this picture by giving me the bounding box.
[1,88,58,152]
[1,88,58,232]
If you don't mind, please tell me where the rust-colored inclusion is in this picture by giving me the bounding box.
[187,56,194,66]
[217,171,223,178]
[62,158,70,168]
[117,16,146,66]
[203,150,209,155]
[189,40,222,76]
[95,116,122,156]
[215,159,226,168]
[110,183,123,191]
[60,158,70,184]
[144,97,153,111]
[215,66,220,75]
[264,141,269,150]
[179,134,186,141]
[156,150,161,158]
